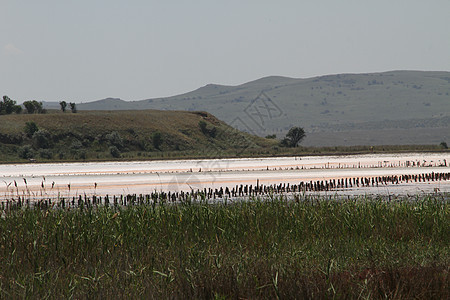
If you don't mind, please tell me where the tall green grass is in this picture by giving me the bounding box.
[0,195,448,298]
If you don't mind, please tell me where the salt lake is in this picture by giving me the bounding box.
[1,152,449,200]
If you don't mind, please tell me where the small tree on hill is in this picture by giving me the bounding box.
[23,100,45,114]
[59,101,67,112]
[69,102,77,113]
[23,101,35,114]
[281,127,306,147]
[0,95,22,115]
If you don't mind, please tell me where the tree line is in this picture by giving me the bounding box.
[0,95,77,115]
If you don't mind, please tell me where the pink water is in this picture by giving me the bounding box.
[1,153,448,200]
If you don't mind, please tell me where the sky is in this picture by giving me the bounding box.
[1,0,450,103]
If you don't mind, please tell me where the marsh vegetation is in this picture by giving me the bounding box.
[0,194,448,298]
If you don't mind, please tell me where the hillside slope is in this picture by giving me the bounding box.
[0,110,276,162]
[66,71,450,146]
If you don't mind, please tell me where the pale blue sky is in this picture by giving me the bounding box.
[1,1,449,103]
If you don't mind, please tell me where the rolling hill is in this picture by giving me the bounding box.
[45,71,450,146]
[0,110,276,162]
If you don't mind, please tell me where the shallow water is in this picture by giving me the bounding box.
[1,152,448,200]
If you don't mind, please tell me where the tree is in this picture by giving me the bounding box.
[282,127,306,147]
[0,95,22,115]
[13,105,22,114]
[23,100,44,114]
[59,101,67,112]
[23,101,36,114]
[69,102,77,113]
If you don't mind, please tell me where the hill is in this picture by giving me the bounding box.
[63,71,450,146]
[0,110,276,162]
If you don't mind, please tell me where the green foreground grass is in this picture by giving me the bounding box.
[1,195,449,298]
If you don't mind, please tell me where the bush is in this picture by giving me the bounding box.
[32,130,52,149]
[199,120,208,134]
[39,149,53,159]
[70,140,83,150]
[0,96,22,115]
[23,100,45,114]
[18,145,35,159]
[109,146,121,158]
[78,150,87,160]
[70,149,87,160]
[152,132,162,150]
[209,126,217,138]
[24,122,39,138]
[199,120,217,138]
[106,131,123,149]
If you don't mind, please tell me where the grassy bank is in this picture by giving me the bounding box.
[1,195,448,298]
[0,110,276,163]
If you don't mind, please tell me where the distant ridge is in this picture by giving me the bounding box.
[44,71,450,146]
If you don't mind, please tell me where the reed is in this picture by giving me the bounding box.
[0,194,448,298]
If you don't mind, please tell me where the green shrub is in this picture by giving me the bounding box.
[24,121,39,138]
[39,149,53,159]
[152,132,162,150]
[109,145,121,158]
[18,145,35,159]
[106,131,123,149]
[199,120,207,133]
[32,130,52,149]
[78,149,87,159]
[70,140,83,150]
[199,120,217,138]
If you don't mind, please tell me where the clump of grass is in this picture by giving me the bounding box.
[0,194,448,298]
